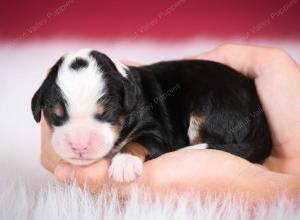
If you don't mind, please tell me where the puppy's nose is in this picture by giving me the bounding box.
[70,143,89,155]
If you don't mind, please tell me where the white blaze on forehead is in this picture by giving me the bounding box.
[56,49,105,117]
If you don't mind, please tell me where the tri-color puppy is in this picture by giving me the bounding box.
[31,49,272,182]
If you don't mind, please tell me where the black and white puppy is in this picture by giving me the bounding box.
[31,49,272,182]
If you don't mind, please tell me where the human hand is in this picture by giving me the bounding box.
[40,45,300,200]
[187,44,300,175]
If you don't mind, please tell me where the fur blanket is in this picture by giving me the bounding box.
[1,179,300,220]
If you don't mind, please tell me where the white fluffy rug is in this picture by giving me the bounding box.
[1,39,300,219]
[1,180,300,220]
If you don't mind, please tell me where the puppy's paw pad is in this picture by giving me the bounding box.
[109,153,143,183]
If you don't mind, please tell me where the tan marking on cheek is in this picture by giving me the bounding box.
[52,103,64,117]
[188,111,205,145]
[121,142,149,162]
[111,124,120,135]
[109,115,124,138]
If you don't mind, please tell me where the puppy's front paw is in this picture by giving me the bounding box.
[108,153,143,183]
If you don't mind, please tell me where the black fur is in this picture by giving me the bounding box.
[31,52,272,163]
[70,58,88,70]
[115,60,272,162]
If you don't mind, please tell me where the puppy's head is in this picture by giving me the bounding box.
[32,49,139,165]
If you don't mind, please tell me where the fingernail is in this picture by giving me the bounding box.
[55,163,75,184]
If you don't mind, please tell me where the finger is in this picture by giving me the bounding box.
[40,112,62,170]
[185,51,219,61]
[40,152,60,173]
[54,159,112,193]
[121,60,143,67]
[40,112,53,152]
[185,44,271,79]
[40,146,62,172]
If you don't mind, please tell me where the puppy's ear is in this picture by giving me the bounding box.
[31,74,53,123]
[90,50,117,72]
[122,78,140,113]
[31,86,43,122]
[31,58,63,123]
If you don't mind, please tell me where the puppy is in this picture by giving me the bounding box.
[31,49,272,182]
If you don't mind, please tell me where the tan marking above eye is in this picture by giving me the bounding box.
[52,103,64,117]
[96,103,105,115]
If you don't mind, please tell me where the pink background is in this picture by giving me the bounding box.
[1,0,300,41]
